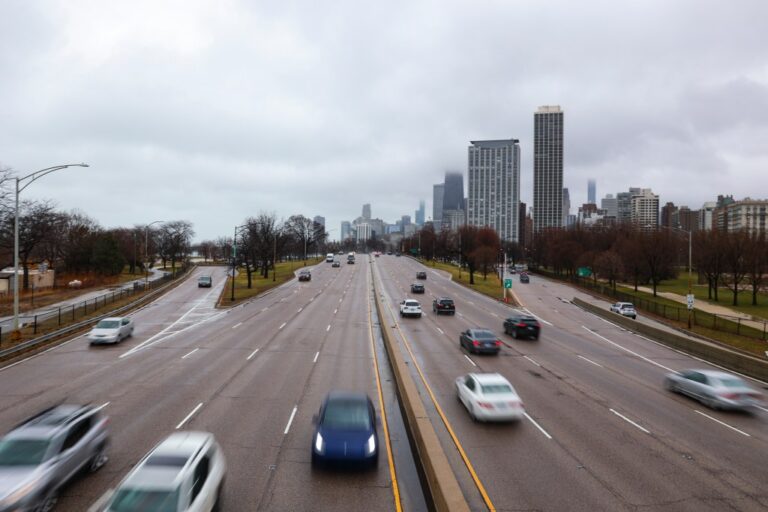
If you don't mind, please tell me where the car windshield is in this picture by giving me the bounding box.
[96,320,120,329]
[473,331,496,339]
[481,384,514,394]
[198,277,210,282]
[440,300,453,305]
[716,377,747,388]
[0,439,50,466]
[323,400,371,430]
[405,301,419,307]
[109,488,180,512]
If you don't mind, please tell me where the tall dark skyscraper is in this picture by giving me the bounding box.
[443,172,464,211]
[433,184,444,227]
[533,105,564,232]
[588,179,596,204]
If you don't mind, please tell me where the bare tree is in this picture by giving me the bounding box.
[694,230,726,301]
[723,230,750,306]
[744,233,766,306]
[158,221,195,271]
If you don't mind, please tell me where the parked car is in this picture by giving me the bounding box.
[312,392,378,468]
[664,370,764,411]
[610,302,637,319]
[455,373,524,422]
[103,431,226,512]
[399,300,422,318]
[459,328,502,355]
[503,313,541,340]
[519,272,530,284]
[332,261,341,268]
[416,271,427,280]
[298,270,312,281]
[432,297,455,315]
[197,275,212,288]
[410,283,425,294]
[0,404,109,511]
[88,317,134,345]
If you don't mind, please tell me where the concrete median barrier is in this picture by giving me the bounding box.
[573,297,768,382]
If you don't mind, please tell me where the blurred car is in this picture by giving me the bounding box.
[103,431,226,512]
[664,369,764,411]
[432,297,455,315]
[519,272,530,284]
[610,302,637,319]
[410,283,425,294]
[395,252,401,257]
[88,317,134,345]
[459,328,502,355]
[416,271,427,280]
[387,251,392,255]
[331,261,341,268]
[0,404,109,512]
[399,300,422,318]
[503,313,540,340]
[298,270,312,281]
[312,392,378,468]
[455,373,524,422]
[197,275,212,288]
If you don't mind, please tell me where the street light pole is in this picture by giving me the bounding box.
[145,221,164,289]
[13,163,89,333]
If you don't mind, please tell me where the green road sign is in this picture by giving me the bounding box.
[577,267,592,277]
[504,279,512,289]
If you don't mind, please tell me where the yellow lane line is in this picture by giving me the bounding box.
[374,265,496,511]
[367,263,403,512]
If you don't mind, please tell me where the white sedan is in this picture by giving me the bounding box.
[88,317,134,345]
[455,373,524,422]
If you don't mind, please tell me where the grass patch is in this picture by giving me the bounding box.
[220,258,323,306]
[425,260,515,304]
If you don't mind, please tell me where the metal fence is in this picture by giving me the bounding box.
[535,269,768,341]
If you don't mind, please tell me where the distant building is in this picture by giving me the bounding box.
[587,179,596,205]
[433,183,445,229]
[443,172,464,211]
[601,194,618,218]
[661,202,678,229]
[726,198,768,235]
[630,188,660,227]
[356,223,371,242]
[518,202,527,245]
[562,188,571,226]
[341,221,351,241]
[678,207,700,233]
[617,187,641,223]
[362,204,371,220]
[533,106,564,232]
[415,200,425,226]
[442,209,466,232]
[313,216,325,229]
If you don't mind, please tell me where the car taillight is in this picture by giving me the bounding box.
[495,340,502,346]
[508,401,522,408]
[472,340,480,346]
[477,402,493,409]
[719,393,738,400]
[516,323,527,328]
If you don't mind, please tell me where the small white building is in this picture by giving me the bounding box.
[0,266,56,295]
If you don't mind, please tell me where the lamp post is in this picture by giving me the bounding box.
[13,163,89,333]
[145,221,164,289]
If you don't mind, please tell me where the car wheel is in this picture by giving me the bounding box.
[89,443,108,472]
[35,490,58,512]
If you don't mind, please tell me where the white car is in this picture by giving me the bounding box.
[455,373,524,422]
[103,431,226,512]
[399,299,422,318]
[610,302,637,319]
[88,317,134,345]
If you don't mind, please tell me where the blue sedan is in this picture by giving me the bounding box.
[312,392,378,468]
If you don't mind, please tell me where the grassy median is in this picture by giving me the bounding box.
[220,257,323,306]
[422,260,517,305]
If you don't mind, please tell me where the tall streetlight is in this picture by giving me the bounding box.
[13,164,89,333]
[145,221,164,288]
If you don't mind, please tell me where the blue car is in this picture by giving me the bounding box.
[312,392,378,468]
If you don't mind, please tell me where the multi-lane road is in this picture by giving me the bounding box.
[1,255,767,511]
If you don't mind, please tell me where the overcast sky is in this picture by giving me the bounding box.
[1,0,767,242]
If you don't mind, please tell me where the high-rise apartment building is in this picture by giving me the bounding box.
[617,187,641,223]
[601,194,618,218]
[678,207,700,233]
[587,179,596,204]
[562,188,571,226]
[726,199,768,235]
[313,216,325,229]
[362,204,371,220]
[433,184,445,229]
[630,188,660,227]
[356,223,371,242]
[533,106,564,232]
[443,172,464,211]
[340,221,351,241]
[467,139,521,241]
[661,202,678,228]
[518,202,527,244]
[415,200,425,226]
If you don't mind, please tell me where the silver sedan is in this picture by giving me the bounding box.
[664,369,764,411]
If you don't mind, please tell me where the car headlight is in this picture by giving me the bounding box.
[366,434,376,455]
[314,432,324,454]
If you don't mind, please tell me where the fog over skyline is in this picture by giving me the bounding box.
[1,0,767,241]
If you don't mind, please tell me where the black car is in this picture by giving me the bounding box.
[459,328,501,355]
[519,272,530,283]
[416,271,427,280]
[298,270,312,281]
[197,275,212,288]
[432,297,455,315]
[410,283,425,294]
[332,261,341,268]
[503,313,540,340]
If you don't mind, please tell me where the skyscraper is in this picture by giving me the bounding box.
[467,139,521,242]
[340,221,351,241]
[601,194,618,218]
[562,187,571,226]
[362,204,371,220]
[433,184,445,228]
[533,106,564,232]
[443,172,464,211]
[313,216,325,229]
[630,188,660,227]
[415,200,425,226]
[587,179,596,204]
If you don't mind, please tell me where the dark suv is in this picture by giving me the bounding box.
[410,283,425,294]
[416,271,427,280]
[0,405,110,511]
[432,297,455,315]
[503,313,540,340]
[298,270,312,281]
[197,275,212,288]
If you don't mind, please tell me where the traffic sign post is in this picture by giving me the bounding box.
[504,279,512,289]
[686,294,694,310]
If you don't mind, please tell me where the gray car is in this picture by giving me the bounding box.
[664,369,764,411]
[0,404,109,511]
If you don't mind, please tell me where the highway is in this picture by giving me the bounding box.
[373,255,768,511]
[0,262,424,511]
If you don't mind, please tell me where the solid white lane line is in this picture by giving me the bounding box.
[581,326,675,372]
[436,327,444,335]
[464,355,477,366]
[176,402,204,429]
[94,402,110,413]
[284,406,298,434]
[694,410,751,437]
[524,413,553,439]
[262,307,269,312]
[298,307,303,312]
[468,300,475,305]
[523,355,541,367]
[181,348,199,359]
[334,309,338,314]
[339,298,343,303]
[326,324,331,332]
[757,405,768,414]
[577,355,604,368]
[523,308,553,326]
[279,322,287,330]
[313,351,319,363]
[232,322,242,329]
[610,408,651,434]
[491,312,499,318]
[457,313,464,318]
[247,348,259,360]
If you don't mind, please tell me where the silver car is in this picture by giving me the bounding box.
[0,405,109,512]
[88,317,134,345]
[664,369,764,411]
[610,302,637,319]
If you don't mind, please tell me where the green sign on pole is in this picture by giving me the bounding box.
[504,279,512,289]
[577,267,592,278]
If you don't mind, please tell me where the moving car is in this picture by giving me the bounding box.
[0,404,109,511]
[312,392,378,468]
[519,272,530,284]
[326,253,335,262]
[410,283,425,294]
[664,369,764,411]
[432,297,455,315]
[197,275,212,288]
[610,302,637,319]
[455,373,525,422]
[88,317,134,345]
[503,313,541,340]
[331,261,341,268]
[298,270,312,281]
[459,328,502,355]
[103,431,226,512]
[416,271,427,280]
[399,300,422,318]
